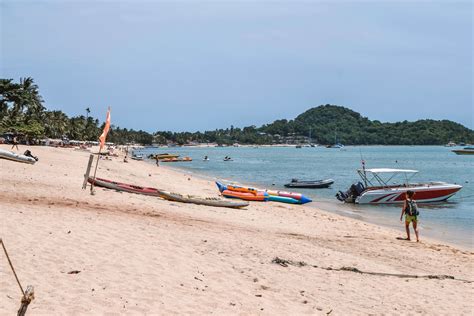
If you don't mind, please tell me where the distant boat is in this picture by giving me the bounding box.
[452,146,474,155]
[161,157,192,162]
[149,153,179,160]
[295,145,302,148]
[284,179,334,189]
[327,143,344,149]
[445,141,457,147]
[131,154,143,161]
[327,130,344,148]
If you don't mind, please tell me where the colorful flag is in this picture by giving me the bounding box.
[99,107,111,150]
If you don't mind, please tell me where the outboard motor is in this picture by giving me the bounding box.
[336,190,349,202]
[24,150,39,161]
[336,181,365,203]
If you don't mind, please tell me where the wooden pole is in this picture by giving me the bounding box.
[90,148,102,195]
[17,286,34,316]
[82,154,94,189]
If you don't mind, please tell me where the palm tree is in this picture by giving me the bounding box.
[20,77,45,122]
[44,110,68,138]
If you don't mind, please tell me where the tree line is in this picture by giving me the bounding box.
[0,77,152,145]
[1,78,472,146]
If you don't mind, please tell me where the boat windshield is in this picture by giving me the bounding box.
[357,168,418,187]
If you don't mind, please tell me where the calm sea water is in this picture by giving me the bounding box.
[136,146,473,249]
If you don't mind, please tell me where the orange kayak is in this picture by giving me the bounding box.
[221,189,269,201]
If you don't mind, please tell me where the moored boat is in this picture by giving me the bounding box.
[327,143,344,149]
[161,157,192,162]
[452,146,474,155]
[336,168,462,204]
[149,153,180,160]
[0,148,36,164]
[284,179,334,189]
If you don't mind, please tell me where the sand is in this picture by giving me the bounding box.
[1,144,472,315]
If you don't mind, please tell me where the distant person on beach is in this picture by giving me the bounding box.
[400,190,420,242]
[11,136,19,150]
[156,158,159,167]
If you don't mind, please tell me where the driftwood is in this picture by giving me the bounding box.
[17,286,34,316]
[82,154,94,189]
[271,257,472,283]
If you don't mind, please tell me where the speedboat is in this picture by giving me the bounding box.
[336,168,462,204]
[284,178,334,188]
[452,146,474,155]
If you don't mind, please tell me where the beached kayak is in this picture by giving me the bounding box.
[159,190,249,208]
[88,177,162,196]
[0,148,36,164]
[221,189,269,201]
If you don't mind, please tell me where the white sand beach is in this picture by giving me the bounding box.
[1,144,473,315]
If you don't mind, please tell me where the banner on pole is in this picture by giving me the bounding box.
[99,107,111,150]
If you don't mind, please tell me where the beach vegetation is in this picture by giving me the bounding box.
[1,78,473,145]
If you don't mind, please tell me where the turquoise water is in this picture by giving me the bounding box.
[137,146,473,249]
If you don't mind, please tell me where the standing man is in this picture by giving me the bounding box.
[400,190,420,242]
[11,135,19,150]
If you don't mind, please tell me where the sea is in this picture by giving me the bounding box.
[135,145,473,249]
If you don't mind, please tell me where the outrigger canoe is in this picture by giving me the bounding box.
[216,182,312,204]
[0,148,36,164]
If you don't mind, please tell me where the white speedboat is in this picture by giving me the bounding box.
[336,168,462,204]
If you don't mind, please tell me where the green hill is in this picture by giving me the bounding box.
[259,105,474,145]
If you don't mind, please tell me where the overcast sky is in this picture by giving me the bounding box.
[1,0,472,131]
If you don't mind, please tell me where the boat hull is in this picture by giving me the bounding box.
[88,177,162,196]
[0,149,36,164]
[452,150,474,155]
[355,184,462,204]
[221,189,269,201]
[284,179,334,189]
[159,190,249,208]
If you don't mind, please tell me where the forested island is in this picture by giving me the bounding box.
[1,77,473,145]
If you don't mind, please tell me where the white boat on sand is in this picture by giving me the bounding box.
[0,148,37,164]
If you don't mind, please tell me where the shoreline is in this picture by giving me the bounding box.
[149,156,473,252]
[1,144,472,314]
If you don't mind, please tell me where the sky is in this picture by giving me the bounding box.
[1,0,472,132]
